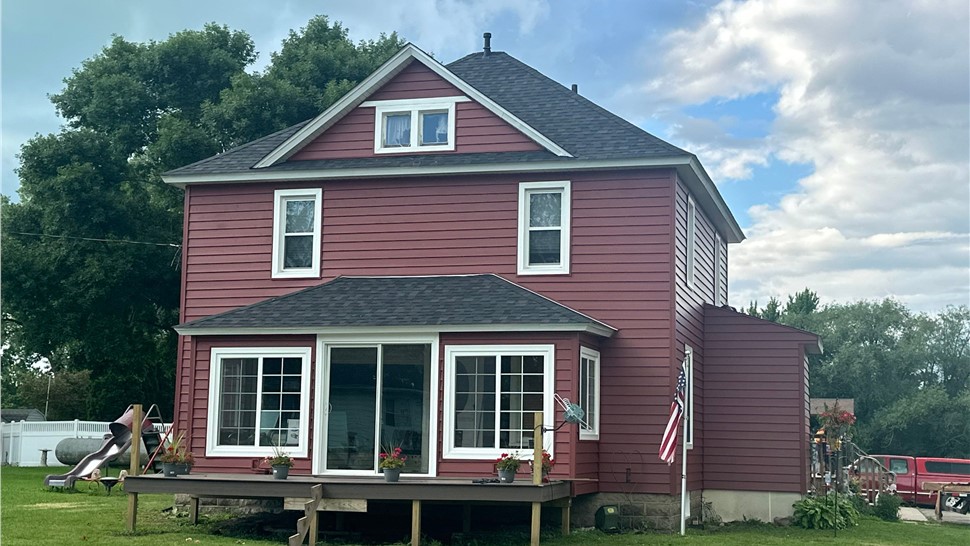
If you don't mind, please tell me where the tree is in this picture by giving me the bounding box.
[1,17,403,420]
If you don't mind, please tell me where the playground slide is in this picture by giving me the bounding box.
[44,409,137,488]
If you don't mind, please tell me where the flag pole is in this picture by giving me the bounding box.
[680,402,688,536]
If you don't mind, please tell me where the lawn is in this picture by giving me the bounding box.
[2,466,966,545]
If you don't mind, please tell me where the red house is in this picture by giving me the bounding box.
[165,39,821,528]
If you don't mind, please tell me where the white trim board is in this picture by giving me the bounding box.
[175,322,617,338]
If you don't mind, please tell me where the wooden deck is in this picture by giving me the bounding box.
[123,473,573,545]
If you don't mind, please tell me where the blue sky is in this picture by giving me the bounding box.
[2,0,968,311]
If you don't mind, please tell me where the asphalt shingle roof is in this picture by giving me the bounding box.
[164,49,690,177]
[177,274,613,333]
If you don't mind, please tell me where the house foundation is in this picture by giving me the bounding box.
[702,490,802,523]
[571,491,703,531]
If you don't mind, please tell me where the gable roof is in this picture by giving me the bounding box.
[162,44,744,243]
[175,274,616,337]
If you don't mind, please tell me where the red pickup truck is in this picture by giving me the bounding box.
[870,455,970,512]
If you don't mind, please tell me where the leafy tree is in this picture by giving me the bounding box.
[2,17,403,420]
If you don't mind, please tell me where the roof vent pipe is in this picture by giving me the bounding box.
[483,32,492,55]
[571,84,578,94]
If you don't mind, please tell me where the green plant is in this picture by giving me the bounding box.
[792,493,859,530]
[873,493,902,521]
[495,452,521,472]
[264,445,293,467]
[159,431,195,464]
[379,446,407,469]
[847,493,872,515]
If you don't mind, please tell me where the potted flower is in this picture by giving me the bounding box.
[495,452,520,483]
[265,445,294,480]
[819,402,856,451]
[159,432,194,476]
[379,446,407,482]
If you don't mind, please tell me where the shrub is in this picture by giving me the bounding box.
[873,493,903,521]
[792,493,860,530]
[848,493,872,515]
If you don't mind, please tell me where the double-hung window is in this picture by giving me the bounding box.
[518,181,571,275]
[365,97,466,153]
[443,345,555,459]
[206,347,312,458]
[272,188,322,279]
[579,347,600,440]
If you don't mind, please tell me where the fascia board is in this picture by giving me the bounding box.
[175,322,616,338]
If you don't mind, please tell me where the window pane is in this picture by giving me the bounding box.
[453,355,497,449]
[529,192,562,227]
[284,235,313,268]
[380,344,432,473]
[218,357,258,447]
[529,230,561,264]
[285,200,314,233]
[384,113,411,146]
[421,112,448,145]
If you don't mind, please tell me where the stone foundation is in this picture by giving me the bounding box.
[571,490,703,531]
[174,494,282,516]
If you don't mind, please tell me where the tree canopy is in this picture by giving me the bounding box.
[746,292,970,458]
[1,16,403,420]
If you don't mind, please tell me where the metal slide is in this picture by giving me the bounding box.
[43,408,137,488]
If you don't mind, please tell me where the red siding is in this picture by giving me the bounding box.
[289,61,541,161]
[185,335,317,474]
[702,306,817,493]
[178,168,679,492]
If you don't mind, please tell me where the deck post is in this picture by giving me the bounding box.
[462,504,472,533]
[533,411,543,485]
[561,499,571,536]
[411,499,422,545]
[125,404,143,532]
[531,501,541,546]
[189,496,200,524]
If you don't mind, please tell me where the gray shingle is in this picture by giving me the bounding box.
[177,274,613,333]
[164,49,690,177]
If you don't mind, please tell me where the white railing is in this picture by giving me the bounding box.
[0,420,168,467]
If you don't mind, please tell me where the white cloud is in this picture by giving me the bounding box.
[632,0,969,311]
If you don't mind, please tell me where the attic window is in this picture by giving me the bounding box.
[364,96,468,154]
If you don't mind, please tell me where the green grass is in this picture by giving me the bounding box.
[2,466,965,545]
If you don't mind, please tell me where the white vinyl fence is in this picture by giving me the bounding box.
[1,420,168,467]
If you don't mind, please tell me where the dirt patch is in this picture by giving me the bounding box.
[29,502,92,510]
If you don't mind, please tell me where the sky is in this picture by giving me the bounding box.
[2,0,968,313]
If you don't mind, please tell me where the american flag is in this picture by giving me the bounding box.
[659,360,687,465]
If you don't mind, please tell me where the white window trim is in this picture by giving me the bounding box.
[442,344,556,460]
[312,333,439,477]
[686,195,696,288]
[271,188,322,279]
[579,347,600,441]
[364,96,468,154]
[684,345,695,449]
[517,181,571,275]
[714,232,724,306]
[205,346,313,458]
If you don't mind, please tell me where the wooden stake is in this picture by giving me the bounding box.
[533,411,542,485]
[411,499,422,546]
[125,404,143,533]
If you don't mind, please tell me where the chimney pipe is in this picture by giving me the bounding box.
[571,84,578,94]
[483,32,492,56]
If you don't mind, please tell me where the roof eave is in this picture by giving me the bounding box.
[174,322,616,338]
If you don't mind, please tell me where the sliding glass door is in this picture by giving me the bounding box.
[324,344,431,474]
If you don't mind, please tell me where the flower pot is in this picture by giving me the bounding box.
[383,468,401,482]
[498,468,516,483]
[175,463,192,475]
[272,465,290,480]
[162,462,178,477]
